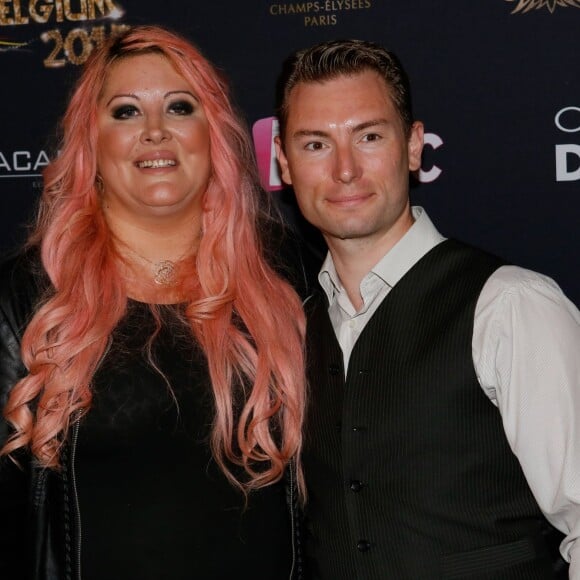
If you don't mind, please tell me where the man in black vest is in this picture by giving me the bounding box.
[274,39,580,579]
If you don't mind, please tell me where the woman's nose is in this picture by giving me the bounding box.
[140,115,171,144]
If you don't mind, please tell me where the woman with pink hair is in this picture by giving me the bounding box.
[0,25,308,580]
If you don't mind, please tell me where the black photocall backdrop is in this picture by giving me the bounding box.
[0,1,578,305]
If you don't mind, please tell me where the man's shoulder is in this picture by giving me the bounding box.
[437,238,504,263]
[483,264,575,310]
[412,239,506,290]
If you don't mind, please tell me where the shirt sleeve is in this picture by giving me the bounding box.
[473,265,580,575]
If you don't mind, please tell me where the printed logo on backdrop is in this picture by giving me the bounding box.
[506,0,580,14]
[252,116,443,192]
[268,1,372,28]
[555,106,580,182]
[0,149,50,181]
[0,0,129,68]
[0,2,130,180]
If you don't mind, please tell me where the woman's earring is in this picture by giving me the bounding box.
[95,174,104,193]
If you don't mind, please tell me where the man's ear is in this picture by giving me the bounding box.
[274,136,293,185]
[408,121,424,172]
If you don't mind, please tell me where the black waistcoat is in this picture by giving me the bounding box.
[303,240,566,579]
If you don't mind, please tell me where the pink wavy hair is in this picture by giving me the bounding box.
[1,25,306,495]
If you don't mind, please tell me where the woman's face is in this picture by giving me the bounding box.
[96,52,211,224]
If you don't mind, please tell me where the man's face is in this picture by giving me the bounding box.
[276,70,423,252]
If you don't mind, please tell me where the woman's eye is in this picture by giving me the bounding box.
[168,100,194,115]
[111,104,139,120]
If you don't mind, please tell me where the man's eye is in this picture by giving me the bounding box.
[168,100,194,115]
[111,104,139,120]
[362,133,381,142]
[305,142,325,151]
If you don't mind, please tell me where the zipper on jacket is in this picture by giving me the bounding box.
[288,463,296,580]
[70,415,83,580]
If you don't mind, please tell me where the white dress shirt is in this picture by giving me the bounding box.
[318,206,580,576]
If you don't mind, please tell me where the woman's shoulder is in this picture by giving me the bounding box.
[0,245,47,331]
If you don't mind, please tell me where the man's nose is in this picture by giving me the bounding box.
[333,144,361,184]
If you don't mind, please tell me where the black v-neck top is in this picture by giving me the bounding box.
[75,301,292,579]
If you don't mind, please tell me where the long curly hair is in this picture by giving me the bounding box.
[1,25,306,495]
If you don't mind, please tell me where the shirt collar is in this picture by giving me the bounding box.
[319,253,341,303]
[318,206,445,304]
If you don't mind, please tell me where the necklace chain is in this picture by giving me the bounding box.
[114,239,188,286]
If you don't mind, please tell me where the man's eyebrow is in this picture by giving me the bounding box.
[291,119,390,139]
[352,118,389,132]
[291,129,329,140]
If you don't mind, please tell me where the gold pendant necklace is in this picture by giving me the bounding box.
[151,260,177,286]
[114,239,187,286]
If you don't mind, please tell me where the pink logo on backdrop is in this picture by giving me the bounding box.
[252,116,283,192]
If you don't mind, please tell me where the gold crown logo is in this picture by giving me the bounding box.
[506,0,580,13]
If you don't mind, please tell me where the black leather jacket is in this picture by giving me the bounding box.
[0,249,59,580]
[0,248,307,580]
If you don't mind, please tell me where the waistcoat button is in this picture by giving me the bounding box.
[350,479,363,492]
[357,540,371,552]
[329,364,341,376]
